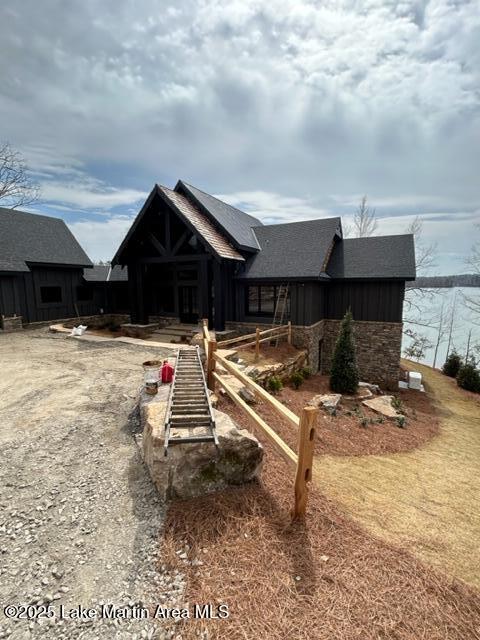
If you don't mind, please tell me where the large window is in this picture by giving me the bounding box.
[40,286,62,304]
[246,285,290,317]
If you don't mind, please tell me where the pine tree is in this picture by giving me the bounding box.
[330,310,359,394]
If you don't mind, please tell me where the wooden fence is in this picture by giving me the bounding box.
[215,321,292,362]
[202,320,317,520]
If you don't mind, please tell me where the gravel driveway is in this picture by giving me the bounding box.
[0,329,183,640]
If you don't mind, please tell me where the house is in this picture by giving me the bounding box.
[112,182,416,388]
[82,264,130,315]
[0,207,93,324]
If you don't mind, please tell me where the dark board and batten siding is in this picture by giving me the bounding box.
[325,281,405,323]
[235,280,405,326]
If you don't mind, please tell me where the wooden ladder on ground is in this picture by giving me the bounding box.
[164,346,218,456]
[272,283,290,346]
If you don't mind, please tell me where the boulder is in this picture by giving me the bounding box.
[308,393,341,412]
[362,395,400,419]
[239,386,257,405]
[359,381,381,395]
[141,390,263,500]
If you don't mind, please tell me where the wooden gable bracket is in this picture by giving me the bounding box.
[147,232,167,256]
[171,230,190,256]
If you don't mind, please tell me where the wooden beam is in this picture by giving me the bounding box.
[139,255,207,264]
[207,339,217,391]
[165,209,171,253]
[213,352,300,428]
[171,230,189,256]
[216,324,289,348]
[213,371,297,468]
[293,406,318,520]
[148,232,166,256]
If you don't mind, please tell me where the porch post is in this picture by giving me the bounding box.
[199,257,209,322]
[130,261,148,324]
[213,259,225,331]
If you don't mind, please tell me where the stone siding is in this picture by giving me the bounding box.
[291,320,325,372]
[321,319,403,390]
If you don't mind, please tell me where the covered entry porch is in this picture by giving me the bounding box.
[112,184,244,332]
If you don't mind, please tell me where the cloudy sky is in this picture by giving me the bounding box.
[1,0,479,271]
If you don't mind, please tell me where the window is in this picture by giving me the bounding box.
[40,286,62,304]
[246,285,290,317]
[76,285,93,301]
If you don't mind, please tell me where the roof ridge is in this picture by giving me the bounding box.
[255,216,341,229]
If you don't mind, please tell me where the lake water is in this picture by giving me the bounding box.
[402,287,480,368]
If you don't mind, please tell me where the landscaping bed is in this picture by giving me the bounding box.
[218,373,440,457]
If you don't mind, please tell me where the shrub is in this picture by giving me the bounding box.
[300,367,312,379]
[456,362,480,393]
[391,396,405,414]
[359,415,368,428]
[442,351,462,378]
[267,376,283,395]
[330,310,359,394]
[396,415,407,428]
[290,371,304,390]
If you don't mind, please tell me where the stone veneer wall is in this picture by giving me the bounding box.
[321,319,403,390]
[225,318,403,390]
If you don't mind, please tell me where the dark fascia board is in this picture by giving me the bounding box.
[25,261,92,269]
[155,185,224,262]
[111,185,158,266]
[330,276,416,282]
[235,274,331,283]
[175,180,258,254]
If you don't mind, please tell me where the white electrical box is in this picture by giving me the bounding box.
[408,371,422,390]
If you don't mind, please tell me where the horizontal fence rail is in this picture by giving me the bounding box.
[201,321,317,520]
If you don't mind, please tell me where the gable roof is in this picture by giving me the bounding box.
[0,207,92,272]
[158,186,244,261]
[112,184,244,265]
[83,264,128,282]
[326,234,416,280]
[237,217,341,280]
[176,181,262,252]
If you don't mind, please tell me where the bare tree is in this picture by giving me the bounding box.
[0,142,39,209]
[353,196,378,237]
[463,224,480,321]
[404,216,438,314]
[403,328,433,362]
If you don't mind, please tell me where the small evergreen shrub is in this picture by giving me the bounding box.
[290,371,304,390]
[300,367,312,379]
[359,416,368,428]
[330,310,359,394]
[442,351,462,378]
[396,415,407,428]
[391,396,405,414]
[456,362,480,393]
[267,376,283,395]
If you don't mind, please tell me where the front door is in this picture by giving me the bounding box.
[179,285,198,323]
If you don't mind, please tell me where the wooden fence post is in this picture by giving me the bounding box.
[287,321,292,345]
[292,406,318,520]
[207,339,217,392]
[255,327,260,362]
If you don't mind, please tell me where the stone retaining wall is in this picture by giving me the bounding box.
[226,318,403,390]
[62,313,129,329]
[0,315,23,332]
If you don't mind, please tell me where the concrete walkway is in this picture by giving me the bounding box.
[315,362,480,587]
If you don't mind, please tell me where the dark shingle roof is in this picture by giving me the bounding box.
[0,207,92,272]
[326,235,416,280]
[83,265,128,282]
[177,181,262,251]
[238,217,341,280]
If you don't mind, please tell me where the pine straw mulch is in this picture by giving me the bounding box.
[161,438,480,640]
[217,374,440,457]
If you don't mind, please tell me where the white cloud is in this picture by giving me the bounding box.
[68,215,135,262]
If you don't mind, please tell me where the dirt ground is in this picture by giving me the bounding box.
[0,329,181,640]
[315,361,480,588]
